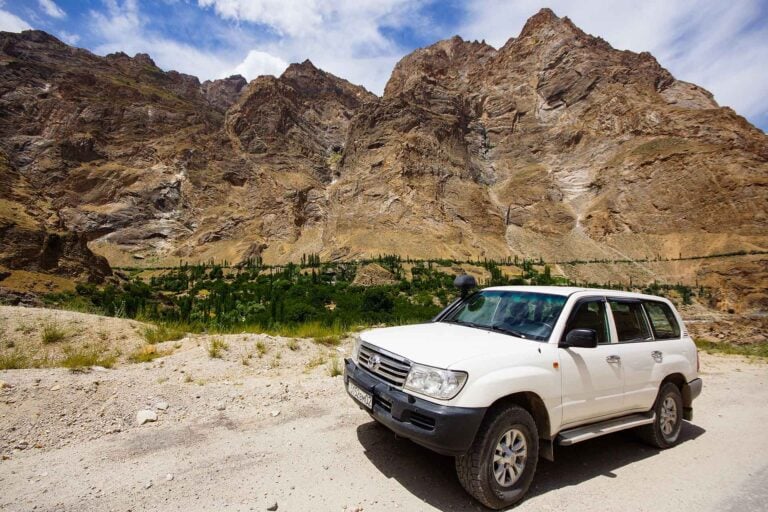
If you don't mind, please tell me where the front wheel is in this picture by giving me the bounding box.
[640,382,683,449]
[456,405,539,509]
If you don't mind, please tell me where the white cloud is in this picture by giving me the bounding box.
[458,0,768,126]
[0,9,32,32]
[38,0,66,19]
[232,50,288,80]
[58,30,80,45]
[197,0,429,93]
[87,0,288,83]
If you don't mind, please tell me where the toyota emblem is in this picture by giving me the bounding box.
[369,355,382,371]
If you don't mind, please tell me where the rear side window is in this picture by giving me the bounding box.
[642,301,681,339]
[609,300,652,342]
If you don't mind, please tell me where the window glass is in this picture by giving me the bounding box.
[564,300,610,344]
[444,290,567,341]
[643,301,681,339]
[609,300,653,342]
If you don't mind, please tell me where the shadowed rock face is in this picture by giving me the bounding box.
[0,10,766,305]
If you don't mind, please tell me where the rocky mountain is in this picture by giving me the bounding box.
[0,10,766,308]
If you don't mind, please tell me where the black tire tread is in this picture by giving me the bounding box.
[639,382,683,449]
[456,405,538,509]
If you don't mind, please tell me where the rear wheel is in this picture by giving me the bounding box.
[456,405,538,509]
[640,382,683,449]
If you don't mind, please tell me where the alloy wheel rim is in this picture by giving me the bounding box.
[660,396,678,436]
[493,428,527,487]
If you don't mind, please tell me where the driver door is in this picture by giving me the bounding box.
[559,297,625,426]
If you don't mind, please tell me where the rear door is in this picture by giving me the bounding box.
[559,297,625,426]
[607,299,661,411]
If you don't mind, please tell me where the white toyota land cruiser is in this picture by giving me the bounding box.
[344,277,702,509]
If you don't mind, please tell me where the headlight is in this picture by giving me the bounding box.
[351,334,362,363]
[404,364,467,400]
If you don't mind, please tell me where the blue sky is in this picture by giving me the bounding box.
[2,0,767,131]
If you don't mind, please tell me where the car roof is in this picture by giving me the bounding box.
[481,285,671,302]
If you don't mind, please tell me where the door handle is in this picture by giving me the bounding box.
[651,351,663,362]
[606,355,621,364]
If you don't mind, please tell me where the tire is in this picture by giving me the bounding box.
[640,382,684,449]
[456,405,539,510]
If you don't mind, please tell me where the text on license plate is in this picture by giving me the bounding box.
[348,381,373,409]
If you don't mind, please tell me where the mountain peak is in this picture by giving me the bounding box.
[518,8,574,38]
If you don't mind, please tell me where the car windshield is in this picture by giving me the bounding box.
[441,290,568,341]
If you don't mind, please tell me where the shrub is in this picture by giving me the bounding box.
[287,339,300,351]
[208,338,228,358]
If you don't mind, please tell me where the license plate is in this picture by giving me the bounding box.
[347,381,373,409]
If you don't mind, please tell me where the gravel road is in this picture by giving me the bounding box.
[1,334,767,511]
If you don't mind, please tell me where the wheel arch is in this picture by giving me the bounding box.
[660,372,694,419]
[486,391,552,443]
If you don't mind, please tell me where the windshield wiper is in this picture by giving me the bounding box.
[487,324,528,338]
[445,319,528,339]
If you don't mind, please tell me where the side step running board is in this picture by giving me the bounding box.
[557,413,655,446]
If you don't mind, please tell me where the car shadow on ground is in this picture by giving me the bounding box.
[356,421,706,511]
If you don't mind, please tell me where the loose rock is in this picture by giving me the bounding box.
[155,402,169,411]
[136,410,158,425]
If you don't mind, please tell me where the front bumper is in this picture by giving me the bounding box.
[344,358,486,456]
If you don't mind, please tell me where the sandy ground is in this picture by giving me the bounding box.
[1,310,767,511]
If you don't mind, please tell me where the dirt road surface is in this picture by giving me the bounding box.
[1,322,767,511]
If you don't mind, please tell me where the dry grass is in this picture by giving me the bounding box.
[143,324,186,344]
[61,343,118,370]
[315,335,341,347]
[0,350,29,370]
[255,340,268,357]
[208,338,228,359]
[305,354,326,370]
[128,344,171,363]
[287,339,300,351]
[695,339,768,359]
[41,321,69,344]
[327,357,343,377]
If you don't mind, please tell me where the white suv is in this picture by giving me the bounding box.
[344,281,702,509]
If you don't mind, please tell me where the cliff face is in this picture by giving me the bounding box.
[329,9,767,264]
[0,10,766,306]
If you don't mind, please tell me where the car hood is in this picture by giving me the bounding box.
[359,322,540,369]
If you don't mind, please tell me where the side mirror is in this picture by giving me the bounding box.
[561,328,598,348]
[454,274,477,299]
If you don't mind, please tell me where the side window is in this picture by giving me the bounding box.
[643,301,681,339]
[565,300,610,344]
[609,300,653,342]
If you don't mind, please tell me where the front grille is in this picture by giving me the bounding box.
[358,343,411,387]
